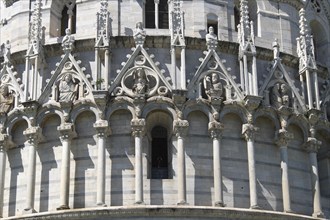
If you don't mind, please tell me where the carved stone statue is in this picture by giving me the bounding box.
[58,73,78,102]
[271,82,290,108]
[3,40,11,64]
[133,22,146,46]
[206,26,218,50]
[62,28,75,51]
[204,73,223,99]
[132,67,148,95]
[0,85,14,114]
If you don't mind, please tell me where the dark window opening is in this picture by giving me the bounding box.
[234,6,240,32]
[145,0,155,28]
[151,126,168,179]
[207,21,218,37]
[158,0,168,29]
[61,4,76,36]
[145,0,168,29]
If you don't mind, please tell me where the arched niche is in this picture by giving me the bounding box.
[187,110,212,206]
[75,111,96,137]
[40,114,61,142]
[207,13,218,37]
[287,123,313,215]
[315,129,330,197]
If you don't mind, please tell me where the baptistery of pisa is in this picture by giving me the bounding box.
[0,0,329,219]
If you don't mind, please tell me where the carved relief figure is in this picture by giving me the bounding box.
[132,67,148,95]
[58,73,78,102]
[271,83,290,108]
[0,85,14,114]
[204,72,223,99]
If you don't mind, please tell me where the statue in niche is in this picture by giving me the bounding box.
[0,85,14,114]
[204,72,223,99]
[271,82,290,108]
[62,28,75,51]
[132,67,148,95]
[58,73,78,102]
[133,22,146,46]
[206,26,218,50]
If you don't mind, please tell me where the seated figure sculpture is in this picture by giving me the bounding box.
[0,85,14,114]
[58,73,78,102]
[204,72,223,99]
[132,67,148,95]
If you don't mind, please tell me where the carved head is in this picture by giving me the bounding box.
[65,28,71,35]
[136,22,143,29]
[0,85,9,96]
[63,74,73,83]
[211,73,219,83]
[208,26,214,34]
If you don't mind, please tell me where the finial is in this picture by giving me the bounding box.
[272,38,280,59]
[206,26,218,50]
[62,28,75,52]
[133,22,146,47]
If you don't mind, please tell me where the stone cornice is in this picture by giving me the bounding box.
[2,206,322,220]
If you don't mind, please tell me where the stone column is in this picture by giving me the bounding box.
[276,128,293,213]
[154,0,159,29]
[180,47,186,90]
[94,120,110,206]
[131,119,145,204]
[209,121,224,207]
[305,69,313,109]
[0,133,9,217]
[304,137,324,218]
[242,123,259,209]
[173,119,189,205]
[23,126,41,214]
[171,48,177,89]
[57,123,75,210]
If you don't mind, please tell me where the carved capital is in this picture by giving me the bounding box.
[275,128,293,147]
[244,95,262,111]
[208,121,224,139]
[93,120,111,137]
[131,119,145,137]
[0,133,10,152]
[242,123,259,141]
[57,123,76,141]
[173,120,189,137]
[23,126,42,145]
[304,137,322,153]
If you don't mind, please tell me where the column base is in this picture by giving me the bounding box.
[250,205,260,209]
[56,205,70,210]
[214,201,225,207]
[96,202,107,207]
[312,211,324,218]
[134,201,145,205]
[22,208,36,214]
[284,209,294,213]
[177,200,188,205]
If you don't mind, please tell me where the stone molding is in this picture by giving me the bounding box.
[2,206,322,220]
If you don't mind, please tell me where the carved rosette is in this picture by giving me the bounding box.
[275,128,293,147]
[57,123,76,141]
[173,120,189,138]
[131,119,145,137]
[23,126,42,146]
[93,120,110,138]
[208,121,224,139]
[242,123,259,142]
[304,137,322,153]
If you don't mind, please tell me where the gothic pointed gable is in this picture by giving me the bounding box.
[109,44,172,98]
[0,59,24,109]
[259,41,307,113]
[187,49,244,102]
[38,32,93,105]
